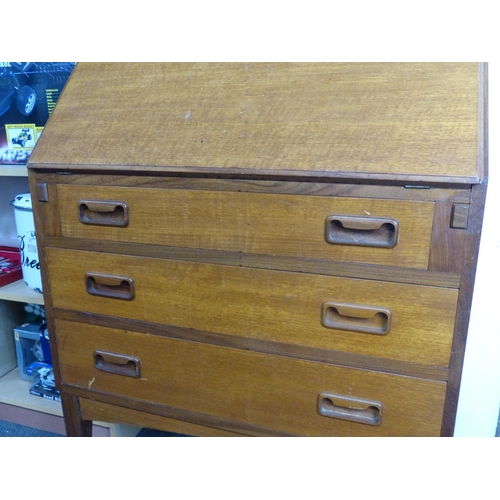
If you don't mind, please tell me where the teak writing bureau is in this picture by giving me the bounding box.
[27,63,487,436]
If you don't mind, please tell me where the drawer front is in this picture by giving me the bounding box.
[46,248,458,367]
[57,185,435,269]
[55,319,447,437]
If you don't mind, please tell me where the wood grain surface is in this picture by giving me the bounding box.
[79,399,247,437]
[26,63,486,437]
[45,248,458,366]
[56,184,435,268]
[56,319,447,437]
[35,172,473,202]
[29,63,480,182]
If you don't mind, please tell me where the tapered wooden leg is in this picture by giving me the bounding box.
[60,393,93,437]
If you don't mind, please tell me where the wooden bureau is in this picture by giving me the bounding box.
[27,63,487,436]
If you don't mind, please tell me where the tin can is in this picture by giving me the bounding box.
[10,192,42,293]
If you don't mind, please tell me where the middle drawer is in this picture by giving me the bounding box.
[46,248,458,367]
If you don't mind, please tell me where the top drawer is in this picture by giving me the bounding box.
[56,185,434,269]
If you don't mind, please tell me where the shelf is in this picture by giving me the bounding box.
[0,369,141,436]
[0,165,28,177]
[0,280,44,305]
[0,368,62,416]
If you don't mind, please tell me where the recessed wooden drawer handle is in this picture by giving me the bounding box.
[94,350,140,378]
[325,215,398,248]
[322,302,391,335]
[79,200,129,227]
[86,272,135,300]
[318,393,382,426]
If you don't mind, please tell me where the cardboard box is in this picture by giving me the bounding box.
[0,246,22,288]
[1,62,75,165]
[29,364,61,402]
[13,322,41,380]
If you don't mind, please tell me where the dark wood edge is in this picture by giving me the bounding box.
[52,308,450,382]
[478,62,488,180]
[28,172,64,390]
[428,200,470,274]
[79,398,247,437]
[31,171,471,202]
[63,386,295,437]
[27,164,480,186]
[440,181,488,436]
[44,236,461,289]
[59,392,92,437]
[440,64,488,434]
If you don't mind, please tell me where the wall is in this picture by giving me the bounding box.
[454,67,498,436]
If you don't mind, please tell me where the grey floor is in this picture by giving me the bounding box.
[6,411,499,436]
[0,419,62,437]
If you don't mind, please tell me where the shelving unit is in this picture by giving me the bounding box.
[0,168,139,436]
[0,368,60,415]
[0,279,44,305]
[0,166,27,177]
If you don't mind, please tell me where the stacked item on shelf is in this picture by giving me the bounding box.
[1,62,76,166]
[0,246,22,287]
[14,320,60,402]
[0,248,24,379]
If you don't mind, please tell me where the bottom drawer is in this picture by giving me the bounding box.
[55,319,446,436]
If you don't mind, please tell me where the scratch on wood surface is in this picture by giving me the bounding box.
[88,377,95,389]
